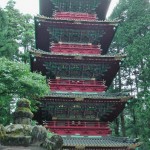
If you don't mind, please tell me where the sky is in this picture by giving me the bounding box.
[0,0,119,17]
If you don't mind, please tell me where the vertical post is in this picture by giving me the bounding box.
[54,120,56,127]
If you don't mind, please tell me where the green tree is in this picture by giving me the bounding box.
[0,57,49,125]
[109,0,150,149]
[19,14,34,63]
[0,8,9,57]
[0,0,34,61]
[0,0,20,59]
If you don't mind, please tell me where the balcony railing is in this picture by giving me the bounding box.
[53,12,97,20]
[49,79,107,92]
[44,120,111,136]
[51,43,101,55]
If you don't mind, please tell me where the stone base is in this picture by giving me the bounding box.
[15,118,31,125]
[1,135,32,147]
[0,145,46,150]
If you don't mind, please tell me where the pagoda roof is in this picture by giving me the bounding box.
[30,49,125,88]
[62,135,141,149]
[36,15,119,23]
[39,0,111,20]
[35,16,119,54]
[29,48,125,58]
[44,91,132,101]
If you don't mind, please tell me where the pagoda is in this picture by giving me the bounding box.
[30,0,140,149]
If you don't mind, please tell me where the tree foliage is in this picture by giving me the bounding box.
[109,0,150,149]
[0,0,34,61]
[0,1,49,125]
[0,57,49,125]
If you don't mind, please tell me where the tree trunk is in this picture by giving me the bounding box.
[114,118,119,136]
[132,108,138,138]
[118,69,126,136]
[120,112,126,136]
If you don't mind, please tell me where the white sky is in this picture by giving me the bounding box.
[0,0,119,17]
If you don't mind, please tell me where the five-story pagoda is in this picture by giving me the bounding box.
[30,0,140,149]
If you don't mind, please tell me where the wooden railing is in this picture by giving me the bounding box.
[51,43,100,49]
[51,43,101,55]
[49,79,106,92]
[53,12,97,20]
[49,79,105,85]
[44,120,108,127]
[44,120,111,136]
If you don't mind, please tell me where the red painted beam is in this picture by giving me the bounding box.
[49,79,107,92]
[44,121,111,136]
[50,43,102,55]
[53,12,97,20]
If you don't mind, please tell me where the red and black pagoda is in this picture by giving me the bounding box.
[30,0,140,149]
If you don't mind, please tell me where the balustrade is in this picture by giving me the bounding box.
[49,79,106,92]
[51,43,101,55]
[44,120,111,136]
[53,12,97,20]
